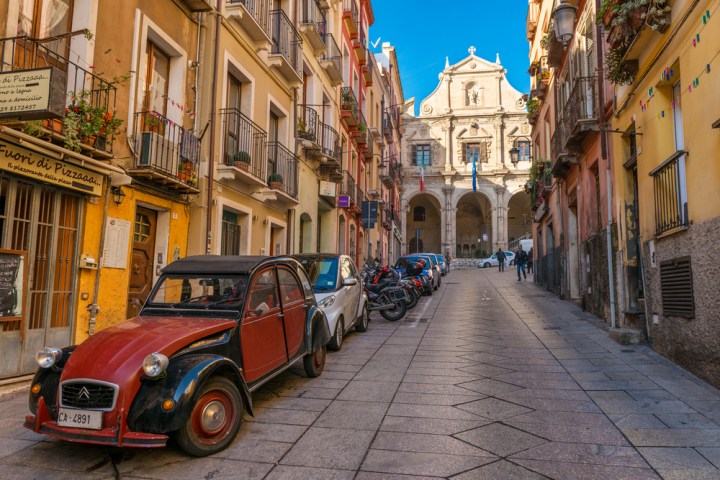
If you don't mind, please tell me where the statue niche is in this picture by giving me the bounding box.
[465,82,484,106]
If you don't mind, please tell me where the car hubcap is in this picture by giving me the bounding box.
[201,400,227,433]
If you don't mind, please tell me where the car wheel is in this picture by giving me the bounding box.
[328,318,344,351]
[175,377,243,457]
[303,345,326,378]
[355,304,369,332]
[484,262,491,268]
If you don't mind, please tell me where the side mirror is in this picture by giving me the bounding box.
[343,277,358,286]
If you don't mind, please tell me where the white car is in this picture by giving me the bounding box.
[293,254,369,351]
[478,251,516,268]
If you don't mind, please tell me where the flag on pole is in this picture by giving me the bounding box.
[472,151,477,192]
[420,161,425,192]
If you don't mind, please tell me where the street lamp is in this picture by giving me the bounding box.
[509,136,532,166]
[552,0,578,50]
[110,185,126,206]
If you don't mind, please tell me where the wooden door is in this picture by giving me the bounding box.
[127,207,156,318]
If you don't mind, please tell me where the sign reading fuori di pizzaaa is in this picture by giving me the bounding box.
[0,140,103,196]
[0,68,65,119]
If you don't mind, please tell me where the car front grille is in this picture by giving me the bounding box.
[61,381,117,410]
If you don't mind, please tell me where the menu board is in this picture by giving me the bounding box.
[0,249,26,319]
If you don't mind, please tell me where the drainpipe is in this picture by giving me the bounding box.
[597,3,617,328]
[88,185,111,336]
[205,0,221,254]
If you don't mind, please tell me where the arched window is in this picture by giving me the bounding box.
[413,206,426,222]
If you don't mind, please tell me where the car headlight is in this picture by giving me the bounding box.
[36,347,63,368]
[143,353,169,377]
[318,295,336,308]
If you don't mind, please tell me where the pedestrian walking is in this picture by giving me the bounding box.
[516,246,528,281]
[527,247,534,274]
[496,249,506,272]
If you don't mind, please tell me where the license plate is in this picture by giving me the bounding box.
[57,408,103,430]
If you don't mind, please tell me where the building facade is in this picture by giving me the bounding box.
[401,50,532,260]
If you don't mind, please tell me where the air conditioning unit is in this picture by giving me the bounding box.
[138,132,176,167]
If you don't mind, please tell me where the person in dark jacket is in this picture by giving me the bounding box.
[496,249,506,272]
[527,247,534,274]
[516,246,528,281]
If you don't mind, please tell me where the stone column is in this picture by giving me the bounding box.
[442,184,455,257]
[495,185,506,249]
[493,115,505,166]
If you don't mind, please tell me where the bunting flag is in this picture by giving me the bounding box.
[420,162,425,192]
[472,152,477,192]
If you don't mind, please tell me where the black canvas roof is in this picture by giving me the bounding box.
[161,255,270,275]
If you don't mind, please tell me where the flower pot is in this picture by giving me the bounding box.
[269,181,283,190]
[234,161,250,171]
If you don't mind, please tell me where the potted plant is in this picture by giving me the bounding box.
[233,151,251,171]
[63,90,108,151]
[268,172,284,190]
[178,160,193,182]
[297,118,313,140]
[22,120,45,138]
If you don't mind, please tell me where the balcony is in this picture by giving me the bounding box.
[353,29,367,64]
[266,141,299,202]
[0,36,118,157]
[550,123,575,178]
[383,111,394,143]
[343,0,359,37]
[561,76,599,149]
[297,105,320,147]
[130,112,200,194]
[320,33,342,86]
[353,112,368,146]
[268,9,302,84]
[340,170,358,206]
[362,54,374,86]
[299,0,327,55]
[362,136,374,160]
[181,0,213,11]
[217,108,268,187]
[317,122,341,166]
[340,87,359,128]
[226,0,271,47]
[650,151,688,236]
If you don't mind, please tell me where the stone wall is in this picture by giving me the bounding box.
[642,216,720,388]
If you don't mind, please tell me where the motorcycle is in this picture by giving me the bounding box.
[361,264,408,321]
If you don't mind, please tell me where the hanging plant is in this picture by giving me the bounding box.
[606,41,635,85]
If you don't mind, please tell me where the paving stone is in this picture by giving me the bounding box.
[233,422,308,443]
[655,469,720,479]
[393,391,483,406]
[512,458,661,479]
[0,463,114,480]
[314,401,389,431]
[506,396,602,413]
[386,403,485,421]
[458,378,524,396]
[509,410,616,428]
[656,414,720,429]
[510,442,650,467]
[398,382,488,396]
[609,414,670,429]
[246,407,320,426]
[638,447,717,470]
[372,431,495,457]
[451,459,548,479]
[454,422,548,457]
[264,465,355,480]
[361,450,496,477]
[281,427,374,470]
[355,472,438,480]
[337,380,399,403]
[259,396,332,412]
[221,437,291,463]
[457,397,534,420]
[621,428,720,447]
[497,387,591,401]
[380,416,490,435]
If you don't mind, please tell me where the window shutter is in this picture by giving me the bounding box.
[411,144,418,165]
[660,257,695,318]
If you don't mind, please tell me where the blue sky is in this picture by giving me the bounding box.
[370,1,530,111]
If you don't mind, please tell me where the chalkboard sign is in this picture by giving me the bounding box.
[0,249,26,320]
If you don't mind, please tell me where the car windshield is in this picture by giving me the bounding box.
[297,257,339,292]
[145,275,249,310]
[399,256,429,269]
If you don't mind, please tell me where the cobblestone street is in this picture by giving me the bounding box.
[2,268,720,479]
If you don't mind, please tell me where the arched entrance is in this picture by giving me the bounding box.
[508,192,532,244]
[406,194,442,254]
[299,213,312,253]
[456,193,492,258]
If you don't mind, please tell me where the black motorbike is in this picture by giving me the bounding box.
[361,264,408,321]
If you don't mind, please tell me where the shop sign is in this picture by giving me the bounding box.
[319,180,336,197]
[361,200,378,228]
[338,195,350,208]
[0,140,103,196]
[0,68,65,119]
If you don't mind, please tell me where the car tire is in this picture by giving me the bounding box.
[484,262,491,268]
[175,377,243,457]
[328,318,344,351]
[355,304,369,332]
[303,345,326,378]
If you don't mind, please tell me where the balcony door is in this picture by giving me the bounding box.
[143,42,170,117]
[16,0,74,68]
[226,76,243,164]
[268,112,279,175]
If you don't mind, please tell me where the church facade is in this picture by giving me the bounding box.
[401,49,533,260]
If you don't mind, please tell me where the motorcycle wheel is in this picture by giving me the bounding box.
[406,288,420,309]
[380,298,407,321]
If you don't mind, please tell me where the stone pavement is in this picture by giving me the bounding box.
[2,268,720,479]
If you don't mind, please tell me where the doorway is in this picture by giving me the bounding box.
[128,207,157,318]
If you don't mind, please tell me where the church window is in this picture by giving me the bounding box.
[464,142,488,163]
[517,141,531,162]
[412,144,431,165]
[413,206,426,222]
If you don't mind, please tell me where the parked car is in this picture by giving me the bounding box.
[24,255,331,457]
[396,255,439,294]
[419,253,443,284]
[437,254,449,276]
[292,254,369,351]
[478,251,516,268]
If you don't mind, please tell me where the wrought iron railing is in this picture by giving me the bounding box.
[343,0,359,29]
[0,36,118,153]
[319,122,341,162]
[227,0,271,35]
[561,76,599,137]
[651,153,688,235]
[340,87,359,123]
[321,33,342,74]
[341,170,358,205]
[300,0,327,38]
[133,111,199,187]
[551,124,567,170]
[364,53,374,83]
[357,111,369,144]
[220,108,268,181]
[267,141,298,198]
[298,105,320,144]
[270,9,302,77]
